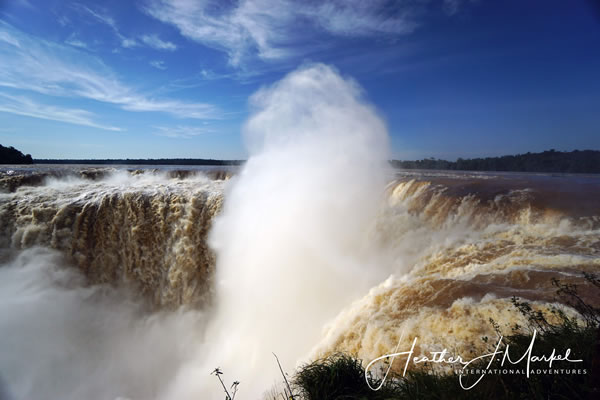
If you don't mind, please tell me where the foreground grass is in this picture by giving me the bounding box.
[280,274,600,400]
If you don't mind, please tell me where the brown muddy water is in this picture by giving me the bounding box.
[0,165,598,399]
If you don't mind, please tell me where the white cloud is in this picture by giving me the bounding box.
[141,34,177,51]
[122,99,217,119]
[149,60,167,70]
[304,1,419,36]
[121,38,138,48]
[154,125,214,138]
[65,39,88,49]
[0,21,222,120]
[0,93,121,131]
[143,0,432,65]
[0,31,20,48]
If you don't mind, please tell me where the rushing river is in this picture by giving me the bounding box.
[1,165,598,399]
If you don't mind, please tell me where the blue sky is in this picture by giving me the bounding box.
[0,0,599,160]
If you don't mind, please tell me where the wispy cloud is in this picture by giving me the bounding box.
[0,30,20,48]
[0,21,222,120]
[149,60,167,70]
[73,3,138,48]
[443,0,476,16]
[73,4,179,52]
[121,38,138,48]
[56,14,71,27]
[144,0,301,65]
[65,38,88,49]
[304,1,419,37]
[64,34,88,49]
[143,0,452,65]
[14,0,34,10]
[0,92,121,131]
[75,4,118,31]
[154,125,214,138]
[141,34,177,51]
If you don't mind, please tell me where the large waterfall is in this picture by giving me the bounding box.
[0,64,598,400]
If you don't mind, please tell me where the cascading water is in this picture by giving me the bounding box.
[0,169,225,307]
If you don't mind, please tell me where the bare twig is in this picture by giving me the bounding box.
[212,367,232,400]
[231,381,240,400]
[273,353,295,400]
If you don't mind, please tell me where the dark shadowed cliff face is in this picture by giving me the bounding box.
[0,168,226,307]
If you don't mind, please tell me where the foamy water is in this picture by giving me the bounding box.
[1,169,225,307]
[311,176,600,366]
[0,64,598,399]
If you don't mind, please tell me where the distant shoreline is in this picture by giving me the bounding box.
[2,147,599,174]
[33,150,600,174]
[391,150,600,174]
[32,158,244,166]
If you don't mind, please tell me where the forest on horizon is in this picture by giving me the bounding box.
[1,144,599,174]
[391,149,600,173]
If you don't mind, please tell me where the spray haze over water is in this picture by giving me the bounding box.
[164,63,393,398]
[0,64,395,399]
[0,247,208,400]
